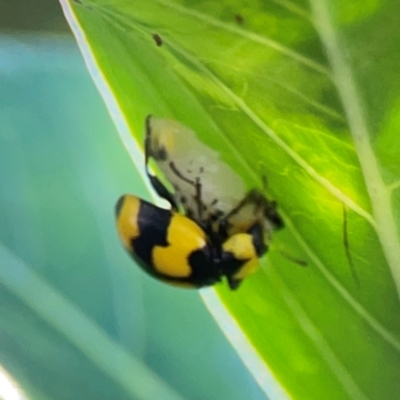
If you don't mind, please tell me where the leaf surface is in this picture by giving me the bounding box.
[61,1,400,398]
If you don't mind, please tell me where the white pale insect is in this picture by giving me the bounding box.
[144,116,284,241]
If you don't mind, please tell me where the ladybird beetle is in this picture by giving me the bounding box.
[115,116,284,289]
[116,195,268,289]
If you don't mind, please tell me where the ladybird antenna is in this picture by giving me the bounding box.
[342,203,360,286]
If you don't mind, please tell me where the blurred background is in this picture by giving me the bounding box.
[0,1,266,399]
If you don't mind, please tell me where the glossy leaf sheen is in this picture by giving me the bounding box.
[62,1,400,399]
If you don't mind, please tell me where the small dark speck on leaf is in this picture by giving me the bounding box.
[152,34,163,47]
[235,14,244,25]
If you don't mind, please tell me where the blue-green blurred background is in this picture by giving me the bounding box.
[0,2,266,399]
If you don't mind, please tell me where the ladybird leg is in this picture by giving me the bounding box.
[247,223,268,257]
[146,173,180,211]
[217,218,229,241]
[263,200,284,230]
[227,276,243,290]
[277,249,308,267]
[145,150,180,210]
[253,182,285,229]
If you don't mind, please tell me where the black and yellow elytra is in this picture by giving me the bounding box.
[116,195,267,289]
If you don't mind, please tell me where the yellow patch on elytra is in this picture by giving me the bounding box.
[223,233,260,280]
[152,213,206,278]
[222,233,256,260]
[116,195,141,249]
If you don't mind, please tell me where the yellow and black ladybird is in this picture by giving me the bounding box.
[115,115,284,289]
[116,195,266,289]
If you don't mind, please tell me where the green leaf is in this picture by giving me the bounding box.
[61,0,400,399]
